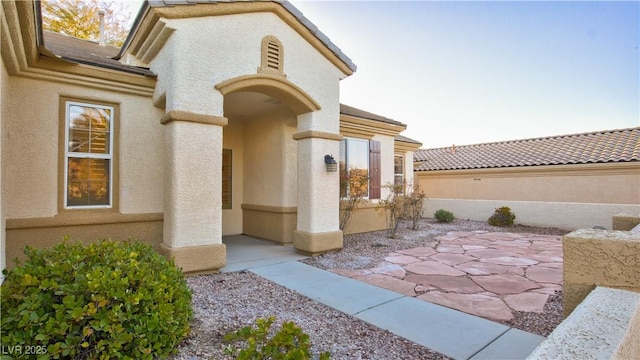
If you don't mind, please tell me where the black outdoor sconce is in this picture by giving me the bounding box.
[324,154,337,172]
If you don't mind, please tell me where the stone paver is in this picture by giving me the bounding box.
[335,232,563,323]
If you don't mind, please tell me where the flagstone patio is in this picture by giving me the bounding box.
[330,231,563,322]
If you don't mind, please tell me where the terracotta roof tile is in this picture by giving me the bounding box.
[414,127,640,171]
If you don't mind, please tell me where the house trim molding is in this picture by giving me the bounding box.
[292,130,343,141]
[160,110,228,126]
[216,74,320,115]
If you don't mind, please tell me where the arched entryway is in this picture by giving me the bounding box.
[216,75,320,244]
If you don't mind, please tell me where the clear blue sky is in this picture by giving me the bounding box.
[290,0,639,148]
[123,1,639,148]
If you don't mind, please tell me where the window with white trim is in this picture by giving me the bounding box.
[394,155,404,186]
[64,101,113,208]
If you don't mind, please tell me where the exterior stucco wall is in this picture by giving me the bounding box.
[4,76,163,219]
[243,108,297,207]
[562,229,640,316]
[418,163,640,230]
[528,286,640,360]
[1,49,6,278]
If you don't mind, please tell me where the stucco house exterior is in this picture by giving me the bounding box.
[415,127,640,230]
[0,0,420,275]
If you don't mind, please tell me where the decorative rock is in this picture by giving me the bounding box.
[418,291,514,321]
[504,292,549,312]
[396,247,437,257]
[472,274,541,295]
[405,261,466,276]
[480,256,539,266]
[429,253,476,266]
[405,274,484,294]
[370,262,406,279]
[354,274,417,297]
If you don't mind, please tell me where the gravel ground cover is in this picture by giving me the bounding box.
[170,218,569,360]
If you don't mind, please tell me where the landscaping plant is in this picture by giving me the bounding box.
[1,239,193,359]
[223,316,330,360]
[378,182,407,238]
[434,209,455,223]
[404,184,427,230]
[339,167,369,231]
[487,206,516,226]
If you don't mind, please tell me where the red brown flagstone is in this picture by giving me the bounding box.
[454,261,517,276]
[417,291,514,321]
[503,292,549,313]
[435,245,465,254]
[370,262,406,279]
[466,248,518,258]
[405,260,466,276]
[480,256,539,266]
[536,262,563,269]
[462,245,487,251]
[471,274,541,295]
[396,247,437,257]
[429,253,476,266]
[404,274,484,294]
[525,265,562,284]
[384,254,421,265]
[354,274,417,297]
[330,269,372,278]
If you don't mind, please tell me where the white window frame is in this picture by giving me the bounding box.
[64,101,114,209]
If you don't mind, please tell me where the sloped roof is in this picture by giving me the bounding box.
[340,103,406,127]
[414,127,640,171]
[42,31,155,76]
[123,0,356,73]
[395,134,422,145]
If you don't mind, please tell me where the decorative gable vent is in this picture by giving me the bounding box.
[259,35,285,76]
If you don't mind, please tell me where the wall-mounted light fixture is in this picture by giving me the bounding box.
[324,154,337,172]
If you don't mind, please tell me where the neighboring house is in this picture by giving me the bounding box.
[415,127,640,230]
[0,0,419,275]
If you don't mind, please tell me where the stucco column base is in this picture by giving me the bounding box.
[159,243,226,276]
[293,230,343,255]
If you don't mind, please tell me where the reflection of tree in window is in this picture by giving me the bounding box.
[339,138,369,198]
[66,102,112,207]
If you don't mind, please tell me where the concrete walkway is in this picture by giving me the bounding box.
[223,235,546,360]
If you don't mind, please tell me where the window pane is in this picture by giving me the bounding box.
[67,158,110,206]
[394,155,404,174]
[346,139,369,197]
[68,104,111,154]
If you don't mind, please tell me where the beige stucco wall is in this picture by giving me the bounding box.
[1,48,6,278]
[418,163,640,230]
[3,76,163,219]
[562,229,640,317]
[528,286,640,360]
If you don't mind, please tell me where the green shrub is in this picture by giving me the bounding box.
[488,206,516,227]
[434,209,455,223]
[1,239,193,359]
[224,316,330,360]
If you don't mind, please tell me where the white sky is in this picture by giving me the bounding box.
[121,0,639,148]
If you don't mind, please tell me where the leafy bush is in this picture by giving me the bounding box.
[434,209,455,223]
[488,206,516,227]
[224,316,330,360]
[1,239,193,359]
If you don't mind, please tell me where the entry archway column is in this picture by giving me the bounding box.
[292,115,344,254]
[159,110,228,274]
